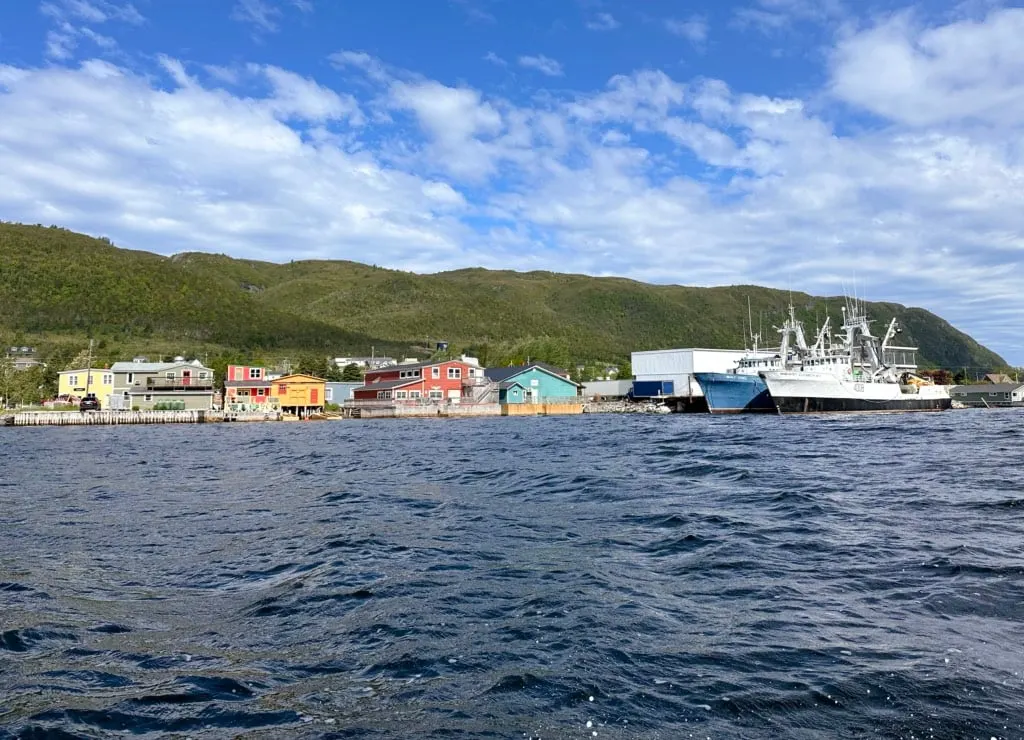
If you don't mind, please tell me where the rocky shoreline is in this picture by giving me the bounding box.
[582,400,671,414]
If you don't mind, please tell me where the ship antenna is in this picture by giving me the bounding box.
[747,296,753,351]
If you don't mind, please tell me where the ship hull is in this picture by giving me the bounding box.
[694,372,775,414]
[761,372,952,414]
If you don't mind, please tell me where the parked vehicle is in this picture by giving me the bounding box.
[79,393,101,412]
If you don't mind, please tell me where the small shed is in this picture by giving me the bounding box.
[271,374,326,417]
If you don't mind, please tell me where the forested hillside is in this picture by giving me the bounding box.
[0,222,1007,376]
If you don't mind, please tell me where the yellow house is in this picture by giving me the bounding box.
[58,368,115,405]
[270,374,326,417]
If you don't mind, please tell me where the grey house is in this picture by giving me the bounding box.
[324,381,363,405]
[950,382,1024,407]
[110,359,216,410]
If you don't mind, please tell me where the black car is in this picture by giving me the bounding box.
[79,393,101,412]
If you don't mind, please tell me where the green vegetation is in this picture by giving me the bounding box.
[340,363,364,382]
[0,222,1008,402]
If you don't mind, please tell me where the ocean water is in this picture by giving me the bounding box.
[2,410,1023,739]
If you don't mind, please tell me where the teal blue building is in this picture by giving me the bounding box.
[484,363,581,404]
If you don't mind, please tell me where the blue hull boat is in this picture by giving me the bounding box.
[694,372,776,414]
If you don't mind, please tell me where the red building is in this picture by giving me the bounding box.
[353,359,483,402]
[224,365,274,410]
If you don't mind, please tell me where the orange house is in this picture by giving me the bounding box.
[271,374,326,417]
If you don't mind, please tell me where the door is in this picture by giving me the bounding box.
[182,369,192,387]
[311,388,319,404]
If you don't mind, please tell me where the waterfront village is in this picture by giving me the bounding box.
[2,338,1023,426]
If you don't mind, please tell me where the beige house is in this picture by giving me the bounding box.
[110,358,215,410]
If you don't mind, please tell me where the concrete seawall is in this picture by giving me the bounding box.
[3,410,283,426]
[347,402,584,419]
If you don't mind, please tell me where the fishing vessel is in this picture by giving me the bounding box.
[759,299,951,414]
[695,305,830,413]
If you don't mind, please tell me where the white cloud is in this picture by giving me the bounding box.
[257,65,362,123]
[518,54,564,77]
[42,0,143,25]
[734,0,846,33]
[831,8,1024,127]
[329,49,391,83]
[0,59,475,270]
[483,51,507,67]
[231,0,280,33]
[665,16,708,46]
[586,12,619,31]
[388,79,506,180]
[450,0,496,24]
[45,28,76,60]
[39,0,143,59]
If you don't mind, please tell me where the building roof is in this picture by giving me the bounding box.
[366,358,467,375]
[354,378,420,392]
[59,367,111,375]
[272,373,325,383]
[952,383,1024,393]
[985,373,1015,384]
[111,360,212,373]
[484,362,577,385]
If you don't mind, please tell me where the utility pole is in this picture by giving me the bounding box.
[84,339,94,397]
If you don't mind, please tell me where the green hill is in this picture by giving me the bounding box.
[0,222,1006,375]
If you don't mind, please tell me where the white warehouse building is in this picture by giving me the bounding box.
[631,348,752,399]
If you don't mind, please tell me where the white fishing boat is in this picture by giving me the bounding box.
[760,299,951,414]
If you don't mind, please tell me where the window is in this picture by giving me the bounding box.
[325,388,333,401]
[377,390,392,399]
[429,390,443,400]
[103,374,112,385]
[431,367,440,379]
[410,390,421,398]
[248,367,262,379]
[166,371,175,379]
[127,373,134,384]
[68,374,78,387]
[144,394,152,402]
[447,367,462,379]
[278,384,287,393]
[399,369,422,379]
[199,372,208,380]
[395,391,407,399]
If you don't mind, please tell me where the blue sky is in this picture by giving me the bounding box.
[2,0,1024,364]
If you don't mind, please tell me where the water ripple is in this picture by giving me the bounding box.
[2,412,1024,737]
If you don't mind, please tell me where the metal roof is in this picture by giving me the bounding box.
[484,362,576,385]
[366,359,456,374]
[111,360,211,373]
[354,378,421,392]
